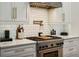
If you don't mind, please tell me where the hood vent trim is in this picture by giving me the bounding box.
[30,2,62,9]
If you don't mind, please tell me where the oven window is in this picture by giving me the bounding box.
[43,51,58,57]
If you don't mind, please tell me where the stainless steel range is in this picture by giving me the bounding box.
[26,36,63,57]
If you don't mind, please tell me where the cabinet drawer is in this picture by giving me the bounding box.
[63,50,79,57]
[63,53,78,57]
[14,52,36,57]
[63,47,77,55]
[64,38,79,48]
[1,44,36,57]
[2,44,35,52]
[1,48,35,57]
[64,39,75,47]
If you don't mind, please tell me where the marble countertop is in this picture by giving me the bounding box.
[52,35,79,39]
[0,39,36,48]
[0,35,79,48]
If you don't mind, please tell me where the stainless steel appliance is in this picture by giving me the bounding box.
[26,36,63,57]
[37,39,63,57]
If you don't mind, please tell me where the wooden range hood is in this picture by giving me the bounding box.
[30,2,62,9]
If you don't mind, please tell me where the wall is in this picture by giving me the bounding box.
[71,2,79,35]
[63,2,79,36]
[48,8,64,35]
[29,7,50,35]
[0,3,64,39]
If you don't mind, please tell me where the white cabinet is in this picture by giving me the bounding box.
[62,2,71,23]
[63,38,79,57]
[12,2,28,22]
[0,2,12,21]
[0,2,28,22]
[0,44,36,57]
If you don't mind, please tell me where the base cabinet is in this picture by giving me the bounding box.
[63,38,79,57]
[0,44,36,57]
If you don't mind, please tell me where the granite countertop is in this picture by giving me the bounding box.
[0,39,36,48]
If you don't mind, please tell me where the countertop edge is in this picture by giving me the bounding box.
[0,39,36,48]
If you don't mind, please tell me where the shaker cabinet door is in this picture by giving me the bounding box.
[0,2,28,22]
[11,2,28,22]
[0,2,12,21]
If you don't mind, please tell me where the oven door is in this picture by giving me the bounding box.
[38,47,63,57]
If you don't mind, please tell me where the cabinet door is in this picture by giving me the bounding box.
[0,2,12,21]
[1,44,36,57]
[63,2,71,23]
[63,38,79,57]
[12,2,28,22]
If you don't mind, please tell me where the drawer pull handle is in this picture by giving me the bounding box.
[69,48,74,51]
[15,49,25,52]
[69,41,73,42]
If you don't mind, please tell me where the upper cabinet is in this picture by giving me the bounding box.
[62,2,71,23]
[0,2,12,21]
[0,2,28,22]
[12,2,28,22]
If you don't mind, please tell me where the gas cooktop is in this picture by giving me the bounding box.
[26,35,62,41]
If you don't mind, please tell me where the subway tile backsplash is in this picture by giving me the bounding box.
[0,7,64,39]
[0,23,64,39]
[0,24,17,39]
[0,24,41,39]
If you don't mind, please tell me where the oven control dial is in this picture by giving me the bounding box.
[41,45,48,49]
[42,46,45,48]
[39,46,42,49]
[51,44,53,47]
[45,45,48,48]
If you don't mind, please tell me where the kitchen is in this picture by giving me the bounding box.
[0,2,79,57]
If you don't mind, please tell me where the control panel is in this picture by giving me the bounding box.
[38,40,63,50]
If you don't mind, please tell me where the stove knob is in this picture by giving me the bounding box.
[61,42,64,44]
[56,43,60,46]
[42,46,45,48]
[45,45,48,48]
[39,46,41,49]
[51,44,53,46]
